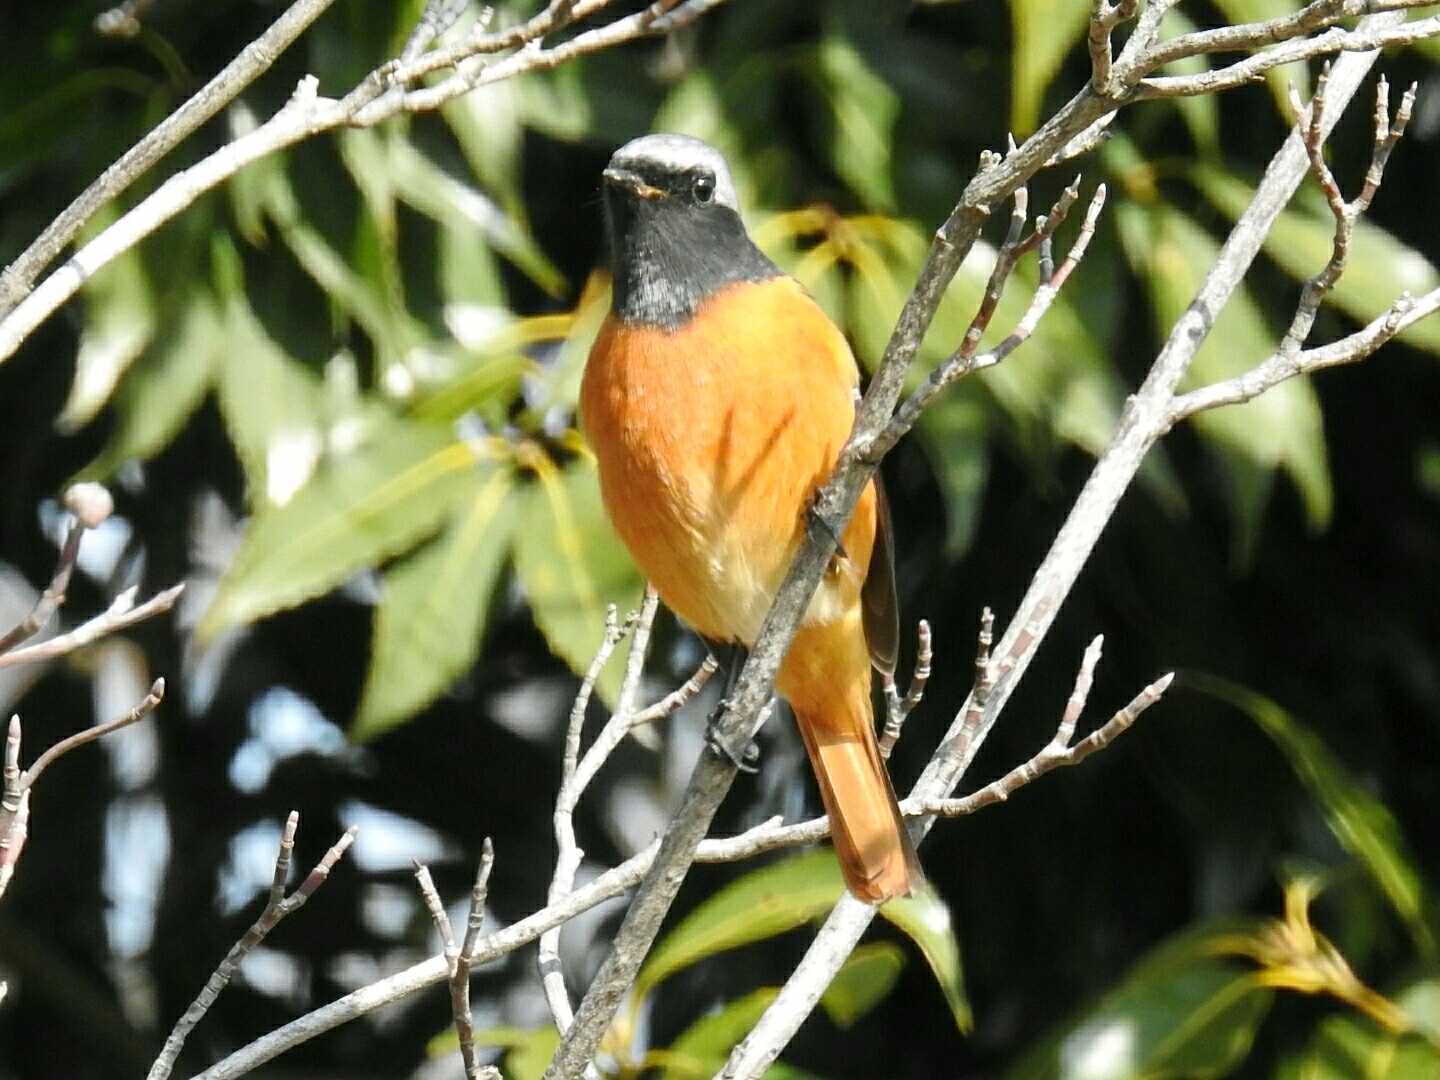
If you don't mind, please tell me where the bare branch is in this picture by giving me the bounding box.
[0,0,341,314]
[1136,13,1440,100]
[869,182,1107,465]
[1169,71,1423,424]
[0,0,731,364]
[630,656,717,728]
[147,814,356,1080]
[0,523,83,656]
[913,661,1174,818]
[880,620,931,760]
[1088,0,1141,97]
[0,584,185,670]
[24,677,165,788]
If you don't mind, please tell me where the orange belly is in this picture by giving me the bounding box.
[579,277,876,647]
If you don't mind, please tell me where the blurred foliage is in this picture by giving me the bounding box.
[2,0,1440,1077]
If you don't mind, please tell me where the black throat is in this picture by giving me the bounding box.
[604,191,781,331]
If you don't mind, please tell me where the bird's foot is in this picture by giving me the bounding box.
[706,702,761,773]
[805,500,849,564]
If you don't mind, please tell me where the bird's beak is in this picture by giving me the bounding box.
[603,167,665,200]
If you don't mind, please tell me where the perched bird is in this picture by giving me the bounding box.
[579,134,920,903]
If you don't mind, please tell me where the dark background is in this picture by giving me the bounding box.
[1,1,1438,1077]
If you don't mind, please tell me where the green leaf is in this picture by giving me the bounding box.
[427,1025,559,1080]
[634,851,851,1005]
[634,850,968,1031]
[1011,961,1272,1080]
[813,32,900,211]
[1191,676,1436,958]
[1193,164,1440,356]
[386,136,565,300]
[1116,201,1331,557]
[353,468,517,740]
[78,290,222,479]
[1009,0,1091,137]
[1287,971,1440,1077]
[884,883,971,1032]
[512,456,643,706]
[200,423,483,639]
[657,989,780,1080]
[58,207,157,432]
[215,288,329,510]
[442,71,526,216]
[819,942,906,1029]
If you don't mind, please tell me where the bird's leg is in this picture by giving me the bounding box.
[705,643,762,773]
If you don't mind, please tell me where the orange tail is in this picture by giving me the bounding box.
[783,624,920,904]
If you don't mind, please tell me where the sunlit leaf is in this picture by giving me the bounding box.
[442,69,526,216]
[1009,926,1275,1080]
[353,468,517,740]
[820,942,907,1029]
[655,989,780,1080]
[512,454,642,706]
[1009,0,1091,137]
[885,883,971,1031]
[1192,676,1436,957]
[1116,201,1331,558]
[200,424,484,640]
[385,135,565,299]
[427,1025,558,1080]
[813,32,899,211]
[59,207,156,432]
[1193,164,1440,356]
[215,287,328,510]
[634,850,968,1030]
[78,291,222,480]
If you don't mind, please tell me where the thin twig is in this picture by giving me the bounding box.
[1088,0,1140,96]
[913,655,1174,817]
[0,584,186,669]
[0,0,341,314]
[0,0,729,363]
[1169,71,1421,424]
[25,678,165,787]
[147,814,357,1080]
[880,620,931,760]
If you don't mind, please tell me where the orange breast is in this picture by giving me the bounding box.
[579,277,876,646]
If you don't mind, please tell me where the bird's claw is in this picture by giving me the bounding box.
[806,502,849,563]
[706,702,761,773]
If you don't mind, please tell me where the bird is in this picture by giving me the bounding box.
[579,134,921,904]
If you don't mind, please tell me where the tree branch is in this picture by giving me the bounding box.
[147,813,356,1080]
[0,0,731,365]
[0,0,341,314]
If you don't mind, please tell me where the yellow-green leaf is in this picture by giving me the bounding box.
[634,850,968,1031]
[512,456,643,706]
[814,32,899,211]
[1009,0,1091,137]
[353,468,517,740]
[428,1025,558,1080]
[200,425,483,639]
[59,207,156,432]
[1193,164,1440,356]
[1116,201,1332,558]
[819,942,907,1029]
[78,290,222,480]
[1191,676,1436,958]
[1009,927,1275,1080]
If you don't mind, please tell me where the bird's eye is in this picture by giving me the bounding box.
[692,172,716,204]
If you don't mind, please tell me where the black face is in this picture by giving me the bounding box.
[602,159,779,331]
